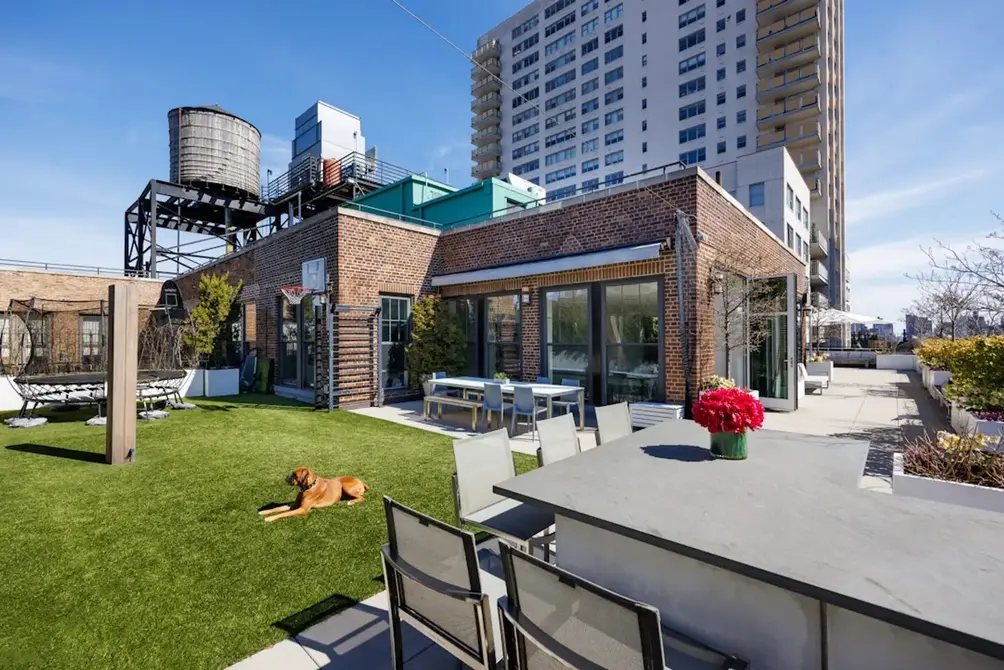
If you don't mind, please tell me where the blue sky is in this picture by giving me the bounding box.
[2,0,1002,324]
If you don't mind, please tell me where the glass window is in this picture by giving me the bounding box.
[80,315,105,367]
[737,109,746,123]
[717,67,726,81]
[717,140,726,154]
[716,42,726,56]
[279,299,299,387]
[736,33,746,48]
[605,282,660,403]
[380,295,411,389]
[737,134,747,149]
[786,183,794,209]
[736,58,746,73]
[736,84,746,98]
[716,116,726,129]
[716,91,726,105]
[545,288,590,393]
[486,295,521,378]
[445,298,478,375]
[748,182,765,206]
[736,8,746,22]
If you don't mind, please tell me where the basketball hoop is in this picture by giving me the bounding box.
[280,286,312,306]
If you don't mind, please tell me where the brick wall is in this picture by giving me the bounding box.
[175,168,805,408]
[437,175,697,274]
[0,269,163,307]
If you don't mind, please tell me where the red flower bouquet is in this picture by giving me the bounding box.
[693,387,764,434]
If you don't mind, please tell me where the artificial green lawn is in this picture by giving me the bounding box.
[0,395,536,669]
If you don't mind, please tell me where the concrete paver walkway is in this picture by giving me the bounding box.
[763,368,947,491]
[352,400,597,456]
[232,368,945,668]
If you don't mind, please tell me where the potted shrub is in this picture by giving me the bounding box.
[493,371,510,385]
[893,431,1004,513]
[404,295,468,395]
[700,375,759,400]
[693,387,765,460]
[806,352,834,382]
[183,273,243,397]
[915,338,955,391]
[944,336,1004,442]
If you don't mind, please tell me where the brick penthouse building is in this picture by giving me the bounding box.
[174,166,806,411]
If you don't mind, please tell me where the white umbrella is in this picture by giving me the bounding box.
[811,309,891,326]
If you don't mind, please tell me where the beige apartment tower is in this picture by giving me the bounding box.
[470,0,846,309]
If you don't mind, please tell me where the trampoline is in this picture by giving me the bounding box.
[1,295,194,424]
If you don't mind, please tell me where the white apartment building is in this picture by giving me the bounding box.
[708,146,833,306]
[470,0,845,309]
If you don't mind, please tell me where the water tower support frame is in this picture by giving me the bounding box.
[124,179,266,278]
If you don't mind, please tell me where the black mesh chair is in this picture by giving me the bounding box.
[496,543,750,669]
[381,496,499,669]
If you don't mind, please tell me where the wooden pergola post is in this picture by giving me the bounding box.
[106,284,138,465]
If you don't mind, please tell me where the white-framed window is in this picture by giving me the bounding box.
[749,182,765,207]
[380,295,412,390]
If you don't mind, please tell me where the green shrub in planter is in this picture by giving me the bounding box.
[943,336,1004,411]
[405,295,468,390]
[915,338,961,371]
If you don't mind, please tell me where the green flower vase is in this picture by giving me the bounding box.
[709,431,748,460]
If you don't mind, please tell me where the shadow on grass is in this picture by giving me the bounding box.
[273,593,360,636]
[192,394,313,412]
[5,443,105,464]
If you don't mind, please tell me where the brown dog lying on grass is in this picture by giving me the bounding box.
[259,467,369,522]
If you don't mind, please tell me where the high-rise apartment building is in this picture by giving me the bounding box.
[470,0,845,308]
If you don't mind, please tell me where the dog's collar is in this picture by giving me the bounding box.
[301,479,317,490]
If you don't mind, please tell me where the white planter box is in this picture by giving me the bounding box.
[950,404,1004,446]
[930,370,952,388]
[182,368,239,398]
[806,361,834,381]
[0,377,24,412]
[876,354,917,371]
[893,453,1004,513]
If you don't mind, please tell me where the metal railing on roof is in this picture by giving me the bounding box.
[0,258,129,277]
[341,161,690,232]
[261,152,417,203]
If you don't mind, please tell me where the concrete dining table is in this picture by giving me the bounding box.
[494,419,1004,670]
[429,376,586,429]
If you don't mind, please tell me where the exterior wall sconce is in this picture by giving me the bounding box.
[521,288,532,305]
[710,272,725,295]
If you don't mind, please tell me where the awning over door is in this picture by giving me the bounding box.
[431,243,662,287]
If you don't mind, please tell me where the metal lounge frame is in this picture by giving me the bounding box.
[496,543,751,670]
[381,496,497,670]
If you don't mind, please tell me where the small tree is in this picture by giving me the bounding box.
[405,295,468,389]
[908,267,978,340]
[183,273,243,366]
[709,248,778,382]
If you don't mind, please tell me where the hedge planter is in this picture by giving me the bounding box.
[928,370,952,390]
[893,453,1004,513]
[950,404,1004,447]
[806,361,834,381]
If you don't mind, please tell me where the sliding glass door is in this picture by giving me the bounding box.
[604,281,660,403]
[486,294,521,379]
[544,288,589,391]
[749,275,797,411]
[279,296,316,389]
[445,297,479,376]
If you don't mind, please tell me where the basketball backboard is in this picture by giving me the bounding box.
[302,258,327,294]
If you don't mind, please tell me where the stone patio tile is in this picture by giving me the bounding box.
[228,639,318,669]
[295,591,434,668]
